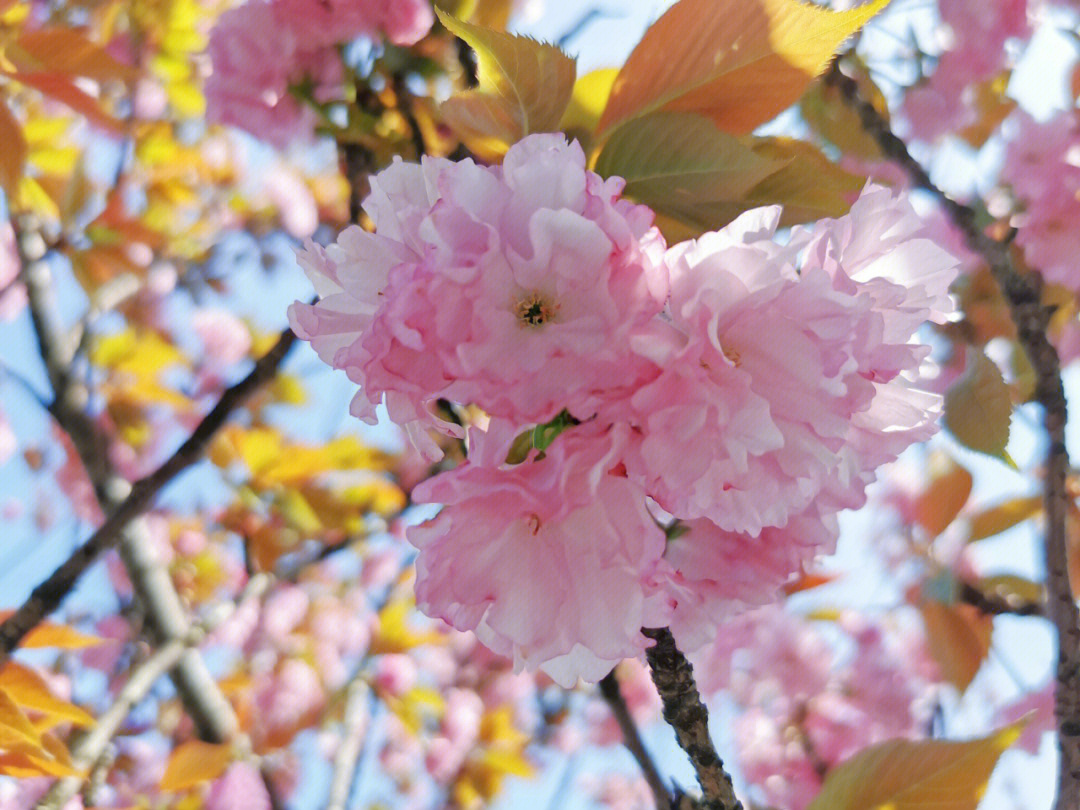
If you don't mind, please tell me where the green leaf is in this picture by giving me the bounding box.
[740,137,865,226]
[806,722,1023,810]
[436,8,575,159]
[532,410,575,452]
[945,351,1012,459]
[597,0,890,136]
[593,112,785,231]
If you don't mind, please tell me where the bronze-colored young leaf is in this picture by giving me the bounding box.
[11,28,135,83]
[437,8,575,159]
[920,601,992,693]
[597,0,890,137]
[0,98,26,197]
[945,351,1012,459]
[914,452,972,538]
[593,111,785,230]
[806,721,1023,810]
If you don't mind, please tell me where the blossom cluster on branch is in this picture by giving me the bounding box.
[289,133,961,685]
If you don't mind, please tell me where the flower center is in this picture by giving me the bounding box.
[516,293,557,327]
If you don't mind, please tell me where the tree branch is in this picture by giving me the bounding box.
[824,58,1080,809]
[35,573,276,810]
[0,324,297,664]
[599,670,672,810]
[326,679,371,810]
[642,628,742,810]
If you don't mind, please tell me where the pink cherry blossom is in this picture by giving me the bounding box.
[407,424,670,687]
[0,221,25,321]
[290,134,668,461]
[664,513,839,652]
[1001,110,1080,290]
[205,763,271,810]
[623,187,957,535]
[205,2,343,148]
[272,0,432,48]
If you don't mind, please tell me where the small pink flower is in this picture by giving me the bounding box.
[206,763,271,810]
[407,424,670,686]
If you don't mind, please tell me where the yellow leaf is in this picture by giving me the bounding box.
[0,96,25,196]
[0,663,93,729]
[914,452,973,538]
[597,0,890,136]
[560,68,618,143]
[0,688,41,748]
[0,613,102,649]
[14,175,59,219]
[973,574,1044,606]
[437,8,576,159]
[967,495,1042,542]
[806,721,1023,810]
[920,601,992,693]
[945,350,1012,459]
[159,740,232,791]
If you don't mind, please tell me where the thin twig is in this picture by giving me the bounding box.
[0,325,297,664]
[824,57,1079,809]
[642,628,742,810]
[35,572,275,810]
[599,670,672,810]
[326,679,372,810]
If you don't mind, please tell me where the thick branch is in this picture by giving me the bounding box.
[825,59,1079,809]
[599,670,672,810]
[642,628,742,810]
[0,324,296,663]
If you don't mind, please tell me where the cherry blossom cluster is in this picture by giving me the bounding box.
[289,134,960,685]
[692,606,939,810]
[1001,109,1080,290]
[901,0,1028,142]
[205,0,433,147]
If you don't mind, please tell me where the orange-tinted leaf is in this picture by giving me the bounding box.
[806,721,1023,810]
[914,453,973,538]
[159,740,232,791]
[0,749,79,778]
[967,495,1042,542]
[0,613,102,649]
[12,29,134,83]
[782,570,839,595]
[0,96,26,197]
[11,72,123,132]
[920,601,992,693]
[597,0,890,136]
[0,662,93,728]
